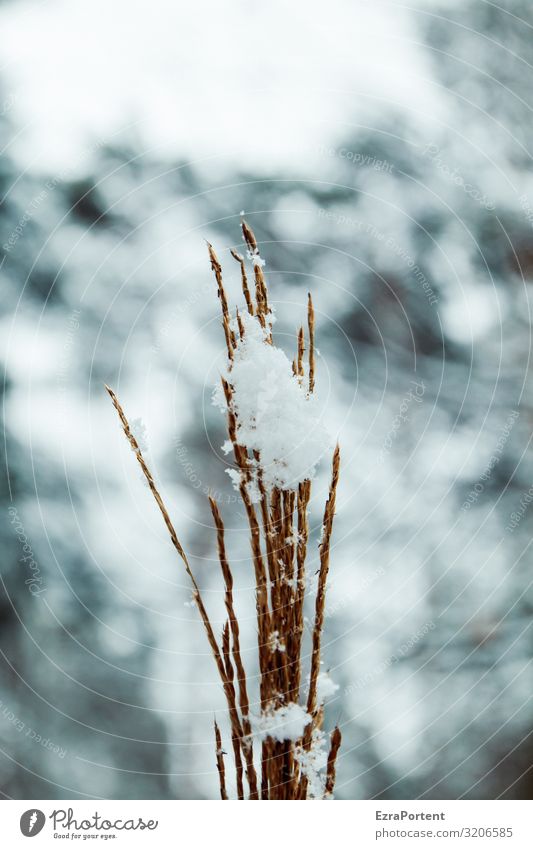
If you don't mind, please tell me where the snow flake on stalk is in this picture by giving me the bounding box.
[243,233,266,268]
[294,728,329,798]
[269,631,286,653]
[285,530,302,546]
[130,417,148,452]
[316,670,339,703]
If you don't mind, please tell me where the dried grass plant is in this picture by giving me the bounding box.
[106,222,341,799]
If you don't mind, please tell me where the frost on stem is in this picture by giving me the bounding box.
[269,630,286,653]
[213,312,330,494]
[295,728,329,799]
[252,703,311,743]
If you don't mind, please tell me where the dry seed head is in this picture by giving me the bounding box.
[307,293,315,394]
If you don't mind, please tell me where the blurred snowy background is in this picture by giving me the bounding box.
[1,0,533,800]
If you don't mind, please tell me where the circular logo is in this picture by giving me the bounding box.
[20,810,46,837]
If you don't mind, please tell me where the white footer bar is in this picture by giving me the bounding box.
[1,799,531,847]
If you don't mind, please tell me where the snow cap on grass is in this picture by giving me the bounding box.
[213,312,330,494]
[253,702,311,742]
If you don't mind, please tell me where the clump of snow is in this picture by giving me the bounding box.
[213,313,330,492]
[242,230,266,267]
[251,252,266,268]
[294,728,329,798]
[225,468,241,489]
[244,477,261,505]
[130,417,148,452]
[269,631,286,653]
[286,530,302,546]
[253,702,311,742]
[316,671,339,703]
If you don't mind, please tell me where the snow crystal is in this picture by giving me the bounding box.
[285,530,302,546]
[225,468,241,489]
[269,631,286,653]
[245,478,262,504]
[253,703,311,742]
[130,417,148,452]
[213,312,330,493]
[316,671,339,703]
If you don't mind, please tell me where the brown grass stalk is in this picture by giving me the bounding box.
[104,385,226,682]
[297,326,305,380]
[230,249,254,316]
[325,726,342,797]
[105,385,248,791]
[306,442,341,719]
[308,293,315,395]
[208,242,236,360]
[222,621,245,800]
[209,496,259,799]
[214,720,228,800]
[241,220,271,339]
[106,221,342,800]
